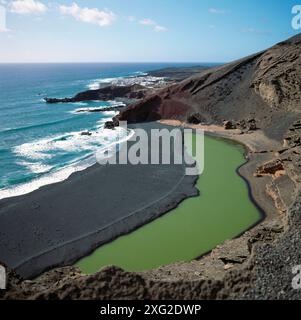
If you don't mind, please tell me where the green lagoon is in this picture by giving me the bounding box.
[76,134,262,273]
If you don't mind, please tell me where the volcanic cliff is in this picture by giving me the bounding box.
[119,34,301,141]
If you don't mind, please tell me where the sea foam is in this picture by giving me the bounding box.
[1,125,134,200]
[86,74,166,90]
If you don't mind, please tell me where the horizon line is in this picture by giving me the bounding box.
[0,61,226,64]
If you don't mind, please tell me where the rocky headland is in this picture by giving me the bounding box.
[44,65,210,105]
[44,84,148,104]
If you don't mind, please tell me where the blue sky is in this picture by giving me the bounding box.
[0,0,300,62]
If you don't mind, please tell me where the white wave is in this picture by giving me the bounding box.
[17,161,53,174]
[87,81,102,90]
[0,158,95,200]
[132,71,148,76]
[102,110,119,116]
[14,139,54,160]
[108,100,126,107]
[71,107,102,114]
[2,126,134,200]
[87,77,122,89]
[13,125,126,161]
[72,107,120,114]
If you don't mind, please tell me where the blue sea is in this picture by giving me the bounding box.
[0,62,210,199]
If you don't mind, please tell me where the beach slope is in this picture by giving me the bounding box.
[0,122,198,278]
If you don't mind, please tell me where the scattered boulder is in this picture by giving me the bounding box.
[112,117,120,127]
[187,113,205,124]
[104,121,115,129]
[44,98,71,103]
[284,120,301,148]
[80,131,92,136]
[255,159,285,177]
[247,118,257,131]
[223,120,236,130]
[104,116,120,129]
[237,119,257,131]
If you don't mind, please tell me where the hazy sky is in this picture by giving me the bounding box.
[0,0,300,63]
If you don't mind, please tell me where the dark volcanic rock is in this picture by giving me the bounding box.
[247,119,257,131]
[80,131,92,136]
[223,120,236,130]
[104,117,120,129]
[187,113,205,124]
[45,98,71,103]
[104,121,115,129]
[45,84,147,103]
[284,119,301,147]
[119,34,301,141]
[148,65,211,81]
[237,119,258,131]
[255,159,285,176]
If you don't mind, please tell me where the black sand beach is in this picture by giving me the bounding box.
[0,122,198,278]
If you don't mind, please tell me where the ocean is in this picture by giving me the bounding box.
[0,62,208,199]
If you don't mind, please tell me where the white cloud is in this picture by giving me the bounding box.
[139,18,167,32]
[0,26,9,32]
[10,0,47,14]
[0,27,9,32]
[140,18,155,26]
[154,25,167,32]
[127,15,135,22]
[59,2,116,27]
[0,3,10,32]
[209,8,229,14]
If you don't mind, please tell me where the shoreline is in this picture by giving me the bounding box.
[1,120,296,299]
[0,122,199,279]
[159,119,281,221]
[76,130,262,274]
[154,120,283,281]
[0,126,134,201]
[0,120,274,280]
[138,119,286,282]
[1,64,207,203]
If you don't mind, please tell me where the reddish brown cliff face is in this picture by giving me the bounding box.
[118,94,191,123]
[119,34,301,140]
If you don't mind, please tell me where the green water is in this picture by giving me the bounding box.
[76,134,261,273]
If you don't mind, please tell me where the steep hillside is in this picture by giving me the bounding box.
[119,34,301,140]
